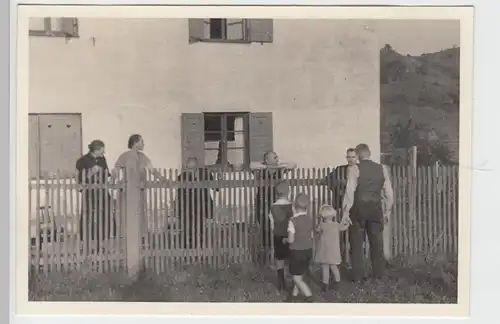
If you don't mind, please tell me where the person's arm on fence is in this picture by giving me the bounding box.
[268,211,275,232]
[76,156,100,182]
[287,219,295,244]
[142,154,168,181]
[250,162,267,170]
[341,165,359,224]
[381,165,394,223]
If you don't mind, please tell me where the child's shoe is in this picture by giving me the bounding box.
[321,282,329,292]
[304,296,314,303]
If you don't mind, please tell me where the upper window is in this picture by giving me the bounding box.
[29,17,79,38]
[188,18,273,44]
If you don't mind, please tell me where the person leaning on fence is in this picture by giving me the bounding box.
[341,144,394,282]
[314,204,349,292]
[318,148,357,210]
[175,157,218,250]
[250,151,297,263]
[268,180,293,291]
[75,140,116,252]
[286,193,314,303]
[112,134,166,277]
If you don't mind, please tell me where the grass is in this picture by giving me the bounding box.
[29,252,457,303]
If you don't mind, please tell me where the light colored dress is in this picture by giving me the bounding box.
[314,221,345,265]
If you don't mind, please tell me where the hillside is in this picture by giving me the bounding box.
[380,45,460,164]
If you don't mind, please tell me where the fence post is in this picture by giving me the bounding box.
[383,164,392,261]
[124,169,142,281]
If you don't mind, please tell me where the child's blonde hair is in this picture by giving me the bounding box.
[318,204,337,221]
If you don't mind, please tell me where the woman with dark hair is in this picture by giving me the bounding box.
[76,140,116,252]
[250,151,297,263]
[175,157,217,249]
[112,134,166,260]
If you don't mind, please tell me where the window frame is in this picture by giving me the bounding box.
[203,112,250,170]
[29,17,80,38]
[200,18,251,44]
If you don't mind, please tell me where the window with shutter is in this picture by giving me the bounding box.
[188,18,272,44]
[248,112,273,163]
[29,17,79,37]
[181,112,252,170]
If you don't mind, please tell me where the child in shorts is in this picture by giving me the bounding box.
[314,204,349,292]
[269,181,293,291]
[287,193,314,302]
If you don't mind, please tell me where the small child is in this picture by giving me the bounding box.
[314,204,350,292]
[287,193,314,302]
[268,181,293,291]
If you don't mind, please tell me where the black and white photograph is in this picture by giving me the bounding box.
[17,4,473,317]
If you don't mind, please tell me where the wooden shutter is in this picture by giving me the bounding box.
[226,19,245,41]
[60,18,78,37]
[249,112,273,163]
[248,19,273,43]
[39,114,82,178]
[181,113,205,166]
[29,115,40,179]
[188,18,205,43]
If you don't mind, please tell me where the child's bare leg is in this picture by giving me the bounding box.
[321,264,330,285]
[292,284,300,297]
[276,259,286,290]
[330,264,341,282]
[293,275,312,297]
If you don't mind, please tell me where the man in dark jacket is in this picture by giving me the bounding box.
[341,144,394,282]
[320,148,357,209]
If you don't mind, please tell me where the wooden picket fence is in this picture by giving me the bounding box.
[28,164,459,274]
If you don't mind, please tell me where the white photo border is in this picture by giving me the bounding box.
[6,0,497,323]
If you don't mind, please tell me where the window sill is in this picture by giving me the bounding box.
[29,31,80,38]
[190,38,252,45]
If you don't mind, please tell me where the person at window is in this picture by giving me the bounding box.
[250,151,297,263]
[76,140,116,253]
[175,157,218,250]
[341,144,394,282]
[215,140,233,170]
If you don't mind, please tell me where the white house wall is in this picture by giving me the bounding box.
[29,18,380,170]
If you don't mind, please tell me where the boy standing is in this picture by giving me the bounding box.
[268,181,293,291]
[287,193,314,302]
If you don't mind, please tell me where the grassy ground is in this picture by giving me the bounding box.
[29,252,457,303]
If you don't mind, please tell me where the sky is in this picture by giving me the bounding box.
[369,20,460,56]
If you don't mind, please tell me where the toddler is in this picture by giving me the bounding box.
[314,204,350,292]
